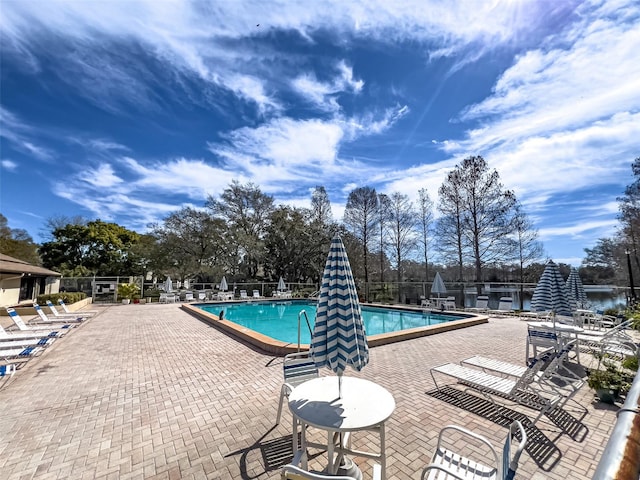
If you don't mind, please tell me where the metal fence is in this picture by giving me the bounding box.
[59,276,630,309]
[59,277,317,303]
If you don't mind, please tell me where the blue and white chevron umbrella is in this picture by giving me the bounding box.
[531,260,575,317]
[310,235,369,397]
[566,267,588,309]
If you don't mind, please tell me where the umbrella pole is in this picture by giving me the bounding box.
[338,374,342,398]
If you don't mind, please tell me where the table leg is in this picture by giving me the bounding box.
[300,422,308,470]
[326,431,336,474]
[292,415,298,453]
[380,423,386,480]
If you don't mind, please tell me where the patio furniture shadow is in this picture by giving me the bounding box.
[428,385,565,472]
[226,427,319,479]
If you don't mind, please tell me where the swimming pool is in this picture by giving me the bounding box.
[185,300,486,354]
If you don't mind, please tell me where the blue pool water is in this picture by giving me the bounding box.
[197,300,466,344]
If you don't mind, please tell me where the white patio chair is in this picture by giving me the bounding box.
[526,325,560,363]
[252,290,262,299]
[240,290,248,300]
[275,351,319,425]
[443,296,456,310]
[184,292,194,302]
[421,420,527,480]
[282,450,381,480]
[197,292,207,301]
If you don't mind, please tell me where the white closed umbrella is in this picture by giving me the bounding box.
[219,276,228,291]
[277,276,286,292]
[164,277,173,292]
[431,272,447,298]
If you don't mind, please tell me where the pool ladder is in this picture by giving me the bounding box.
[297,310,313,351]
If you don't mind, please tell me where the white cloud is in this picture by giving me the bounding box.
[432,1,640,229]
[292,61,364,112]
[538,219,618,240]
[0,108,55,162]
[1,159,18,171]
[77,164,123,188]
[0,0,572,115]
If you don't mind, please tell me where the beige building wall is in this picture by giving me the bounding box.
[0,274,22,308]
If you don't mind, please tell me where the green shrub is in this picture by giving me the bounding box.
[37,292,87,305]
[117,283,140,300]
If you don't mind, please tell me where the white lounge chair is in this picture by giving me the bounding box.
[0,336,56,350]
[184,292,195,302]
[6,308,73,333]
[34,304,83,324]
[159,292,176,303]
[45,301,89,320]
[239,290,248,300]
[488,297,515,316]
[0,322,64,340]
[197,292,207,301]
[0,364,17,390]
[462,342,585,405]
[0,345,44,361]
[430,353,563,425]
[252,290,262,299]
[421,421,527,480]
[275,352,319,425]
[465,295,489,313]
[57,299,98,315]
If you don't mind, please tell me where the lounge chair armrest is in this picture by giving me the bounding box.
[435,424,496,456]
[421,464,467,480]
[508,420,528,472]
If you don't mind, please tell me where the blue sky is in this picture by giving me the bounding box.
[1,0,639,265]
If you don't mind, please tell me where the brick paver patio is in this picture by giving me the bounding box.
[0,303,622,479]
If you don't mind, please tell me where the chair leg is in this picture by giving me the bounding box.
[276,386,286,424]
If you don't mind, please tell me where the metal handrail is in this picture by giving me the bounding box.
[592,366,640,479]
[297,310,313,352]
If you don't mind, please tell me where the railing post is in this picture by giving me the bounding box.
[592,367,640,479]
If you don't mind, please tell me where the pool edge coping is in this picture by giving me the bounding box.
[181,302,489,356]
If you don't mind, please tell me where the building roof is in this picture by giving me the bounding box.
[0,253,62,277]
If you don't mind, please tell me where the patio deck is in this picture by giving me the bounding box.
[0,303,622,479]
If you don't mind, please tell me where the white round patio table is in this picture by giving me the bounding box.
[288,376,395,480]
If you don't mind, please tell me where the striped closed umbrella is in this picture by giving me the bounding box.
[566,268,588,309]
[277,276,286,292]
[164,277,173,292]
[310,235,369,397]
[219,276,228,292]
[531,261,575,316]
